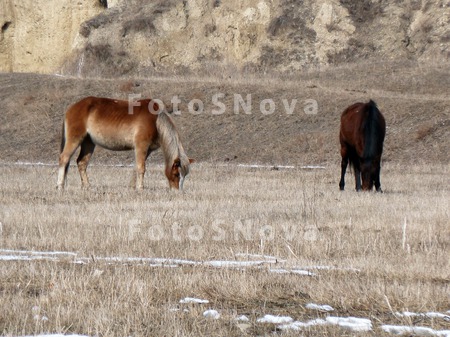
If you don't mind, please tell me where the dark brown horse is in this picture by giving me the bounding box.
[339,100,386,192]
[57,96,193,190]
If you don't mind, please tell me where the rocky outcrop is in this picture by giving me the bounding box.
[0,0,103,73]
[1,0,448,75]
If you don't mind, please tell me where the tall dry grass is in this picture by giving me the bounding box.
[0,163,448,336]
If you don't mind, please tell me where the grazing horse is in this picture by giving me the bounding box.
[339,100,386,192]
[57,96,193,190]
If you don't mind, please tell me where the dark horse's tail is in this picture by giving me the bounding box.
[362,100,385,161]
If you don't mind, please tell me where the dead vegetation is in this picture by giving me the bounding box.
[0,163,448,336]
[0,57,449,336]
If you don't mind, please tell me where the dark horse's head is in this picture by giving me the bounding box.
[360,158,381,191]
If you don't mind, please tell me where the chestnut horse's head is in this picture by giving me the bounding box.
[165,157,195,190]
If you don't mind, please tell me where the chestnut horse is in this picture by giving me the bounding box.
[57,96,193,190]
[339,100,386,192]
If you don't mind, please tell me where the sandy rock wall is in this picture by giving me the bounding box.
[0,0,103,73]
[1,0,448,75]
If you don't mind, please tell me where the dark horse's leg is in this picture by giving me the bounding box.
[339,157,348,191]
[374,164,382,192]
[354,161,362,191]
[339,146,348,190]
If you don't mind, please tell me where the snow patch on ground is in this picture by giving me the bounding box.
[381,325,450,336]
[269,268,315,276]
[203,309,220,319]
[236,315,250,322]
[305,303,334,312]
[15,335,88,337]
[395,311,450,320]
[280,316,372,332]
[179,297,209,304]
[257,314,294,324]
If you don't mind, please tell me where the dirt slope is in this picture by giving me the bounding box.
[0,61,448,167]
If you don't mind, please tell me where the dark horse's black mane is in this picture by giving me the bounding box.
[362,100,385,162]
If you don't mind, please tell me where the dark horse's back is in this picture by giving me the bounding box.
[339,100,386,191]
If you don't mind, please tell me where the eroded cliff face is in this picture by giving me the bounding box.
[1,0,449,75]
[0,0,103,73]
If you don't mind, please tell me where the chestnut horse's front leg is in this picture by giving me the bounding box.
[134,145,152,190]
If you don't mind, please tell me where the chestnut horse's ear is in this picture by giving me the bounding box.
[189,158,195,164]
[152,101,161,113]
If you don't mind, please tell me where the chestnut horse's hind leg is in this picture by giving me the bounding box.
[57,138,83,190]
[77,136,95,188]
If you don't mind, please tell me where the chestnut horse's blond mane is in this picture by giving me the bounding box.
[156,111,191,178]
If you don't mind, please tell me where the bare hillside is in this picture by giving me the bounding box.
[0,61,448,167]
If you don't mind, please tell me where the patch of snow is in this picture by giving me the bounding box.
[169,307,190,313]
[0,249,77,262]
[0,249,77,256]
[279,316,371,332]
[279,318,328,330]
[257,314,293,324]
[300,165,326,169]
[203,309,220,319]
[236,164,295,169]
[235,253,280,261]
[203,260,275,268]
[269,268,315,276]
[17,335,89,337]
[382,324,450,336]
[306,303,334,312]
[297,265,361,272]
[179,297,209,304]
[326,316,372,332]
[395,311,450,320]
[236,315,250,322]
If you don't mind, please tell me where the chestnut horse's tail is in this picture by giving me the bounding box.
[60,120,70,177]
[60,121,66,154]
[362,100,385,162]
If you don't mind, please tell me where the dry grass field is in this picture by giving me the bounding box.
[0,59,449,336]
[0,162,449,336]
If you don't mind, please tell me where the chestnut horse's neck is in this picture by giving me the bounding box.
[156,112,190,174]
